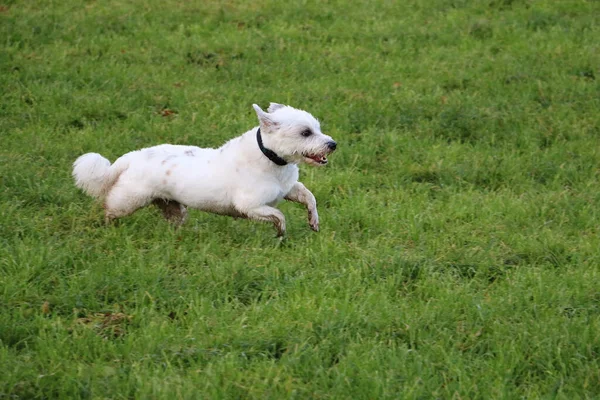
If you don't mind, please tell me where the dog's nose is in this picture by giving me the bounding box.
[327,141,337,151]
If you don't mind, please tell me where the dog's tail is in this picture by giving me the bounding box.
[72,153,126,199]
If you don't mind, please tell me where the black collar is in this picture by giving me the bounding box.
[256,128,287,166]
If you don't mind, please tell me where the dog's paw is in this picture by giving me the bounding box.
[308,211,319,232]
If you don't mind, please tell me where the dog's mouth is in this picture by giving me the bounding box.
[303,153,329,166]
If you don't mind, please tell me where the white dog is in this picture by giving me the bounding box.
[73,103,337,236]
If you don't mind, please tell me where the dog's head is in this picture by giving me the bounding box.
[253,103,337,166]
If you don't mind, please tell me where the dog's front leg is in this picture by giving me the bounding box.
[245,206,287,237]
[285,182,319,232]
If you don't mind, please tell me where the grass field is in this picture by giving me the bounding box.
[1,0,600,398]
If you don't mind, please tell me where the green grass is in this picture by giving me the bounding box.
[1,0,600,398]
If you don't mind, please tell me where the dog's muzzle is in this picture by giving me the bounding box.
[303,141,337,166]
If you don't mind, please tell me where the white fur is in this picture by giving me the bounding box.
[72,103,336,236]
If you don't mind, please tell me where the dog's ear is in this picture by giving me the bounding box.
[253,104,279,130]
[267,102,285,113]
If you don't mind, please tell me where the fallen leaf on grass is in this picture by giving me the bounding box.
[160,109,177,117]
[75,312,132,338]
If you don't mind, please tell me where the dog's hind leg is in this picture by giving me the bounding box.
[153,199,188,226]
[103,183,152,224]
[244,206,286,237]
[284,182,319,232]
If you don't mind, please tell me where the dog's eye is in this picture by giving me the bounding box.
[301,129,313,137]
